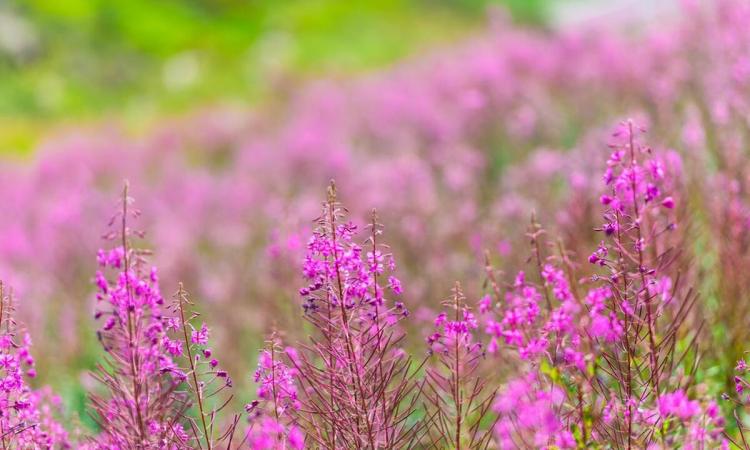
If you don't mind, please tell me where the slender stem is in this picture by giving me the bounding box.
[326,187,376,449]
[325,280,336,448]
[454,286,462,450]
[0,283,5,450]
[578,386,586,442]
[627,122,660,398]
[370,211,389,445]
[530,214,552,310]
[614,202,632,450]
[269,339,283,448]
[121,183,146,442]
[177,285,212,450]
[270,344,279,424]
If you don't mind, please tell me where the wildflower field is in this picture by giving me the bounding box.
[2,0,750,448]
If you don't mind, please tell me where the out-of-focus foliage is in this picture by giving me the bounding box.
[0,0,547,155]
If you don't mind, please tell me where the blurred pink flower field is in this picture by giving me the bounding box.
[2,0,750,447]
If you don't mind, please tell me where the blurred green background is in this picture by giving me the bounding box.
[0,0,548,156]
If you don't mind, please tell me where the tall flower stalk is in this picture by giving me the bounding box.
[89,184,188,447]
[281,181,424,448]
[424,282,495,449]
[245,333,302,449]
[587,120,697,447]
[168,284,238,449]
[484,121,725,448]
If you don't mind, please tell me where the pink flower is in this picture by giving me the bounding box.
[288,426,305,449]
[657,390,701,421]
[191,323,209,345]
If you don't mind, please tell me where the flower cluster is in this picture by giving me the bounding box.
[246,338,303,450]
[428,288,479,352]
[166,285,238,448]
[493,373,575,449]
[483,121,726,448]
[423,283,495,448]
[0,285,69,449]
[300,199,403,316]
[4,0,750,446]
[252,347,299,415]
[651,390,725,449]
[485,261,584,371]
[89,187,188,448]
[245,416,304,450]
[282,183,421,448]
[5,2,750,389]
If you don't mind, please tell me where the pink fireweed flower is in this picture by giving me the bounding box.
[588,241,608,266]
[478,294,492,314]
[246,417,304,450]
[245,336,303,449]
[300,196,404,314]
[167,284,238,448]
[191,323,209,345]
[0,284,70,448]
[253,347,300,415]
[424,282,494,448]
[289,184,421,448]
[481,120,724,448]
[428,294,479,353]
[387,275,402,295]
[90,186,189,448]
[493,373,574,449]
[657,390,701,421]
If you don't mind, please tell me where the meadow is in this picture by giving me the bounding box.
[1,0,749,448]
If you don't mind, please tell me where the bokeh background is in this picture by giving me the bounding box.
[0,0,548,156]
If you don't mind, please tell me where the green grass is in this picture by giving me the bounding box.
[0,0,549,155]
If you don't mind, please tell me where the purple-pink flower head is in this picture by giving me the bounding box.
[300,189,404,317]
[601,120,680,219]
[191,323,210,345]
[253,348,300,415]
[247,417,304,450]
[657,390,701,421]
